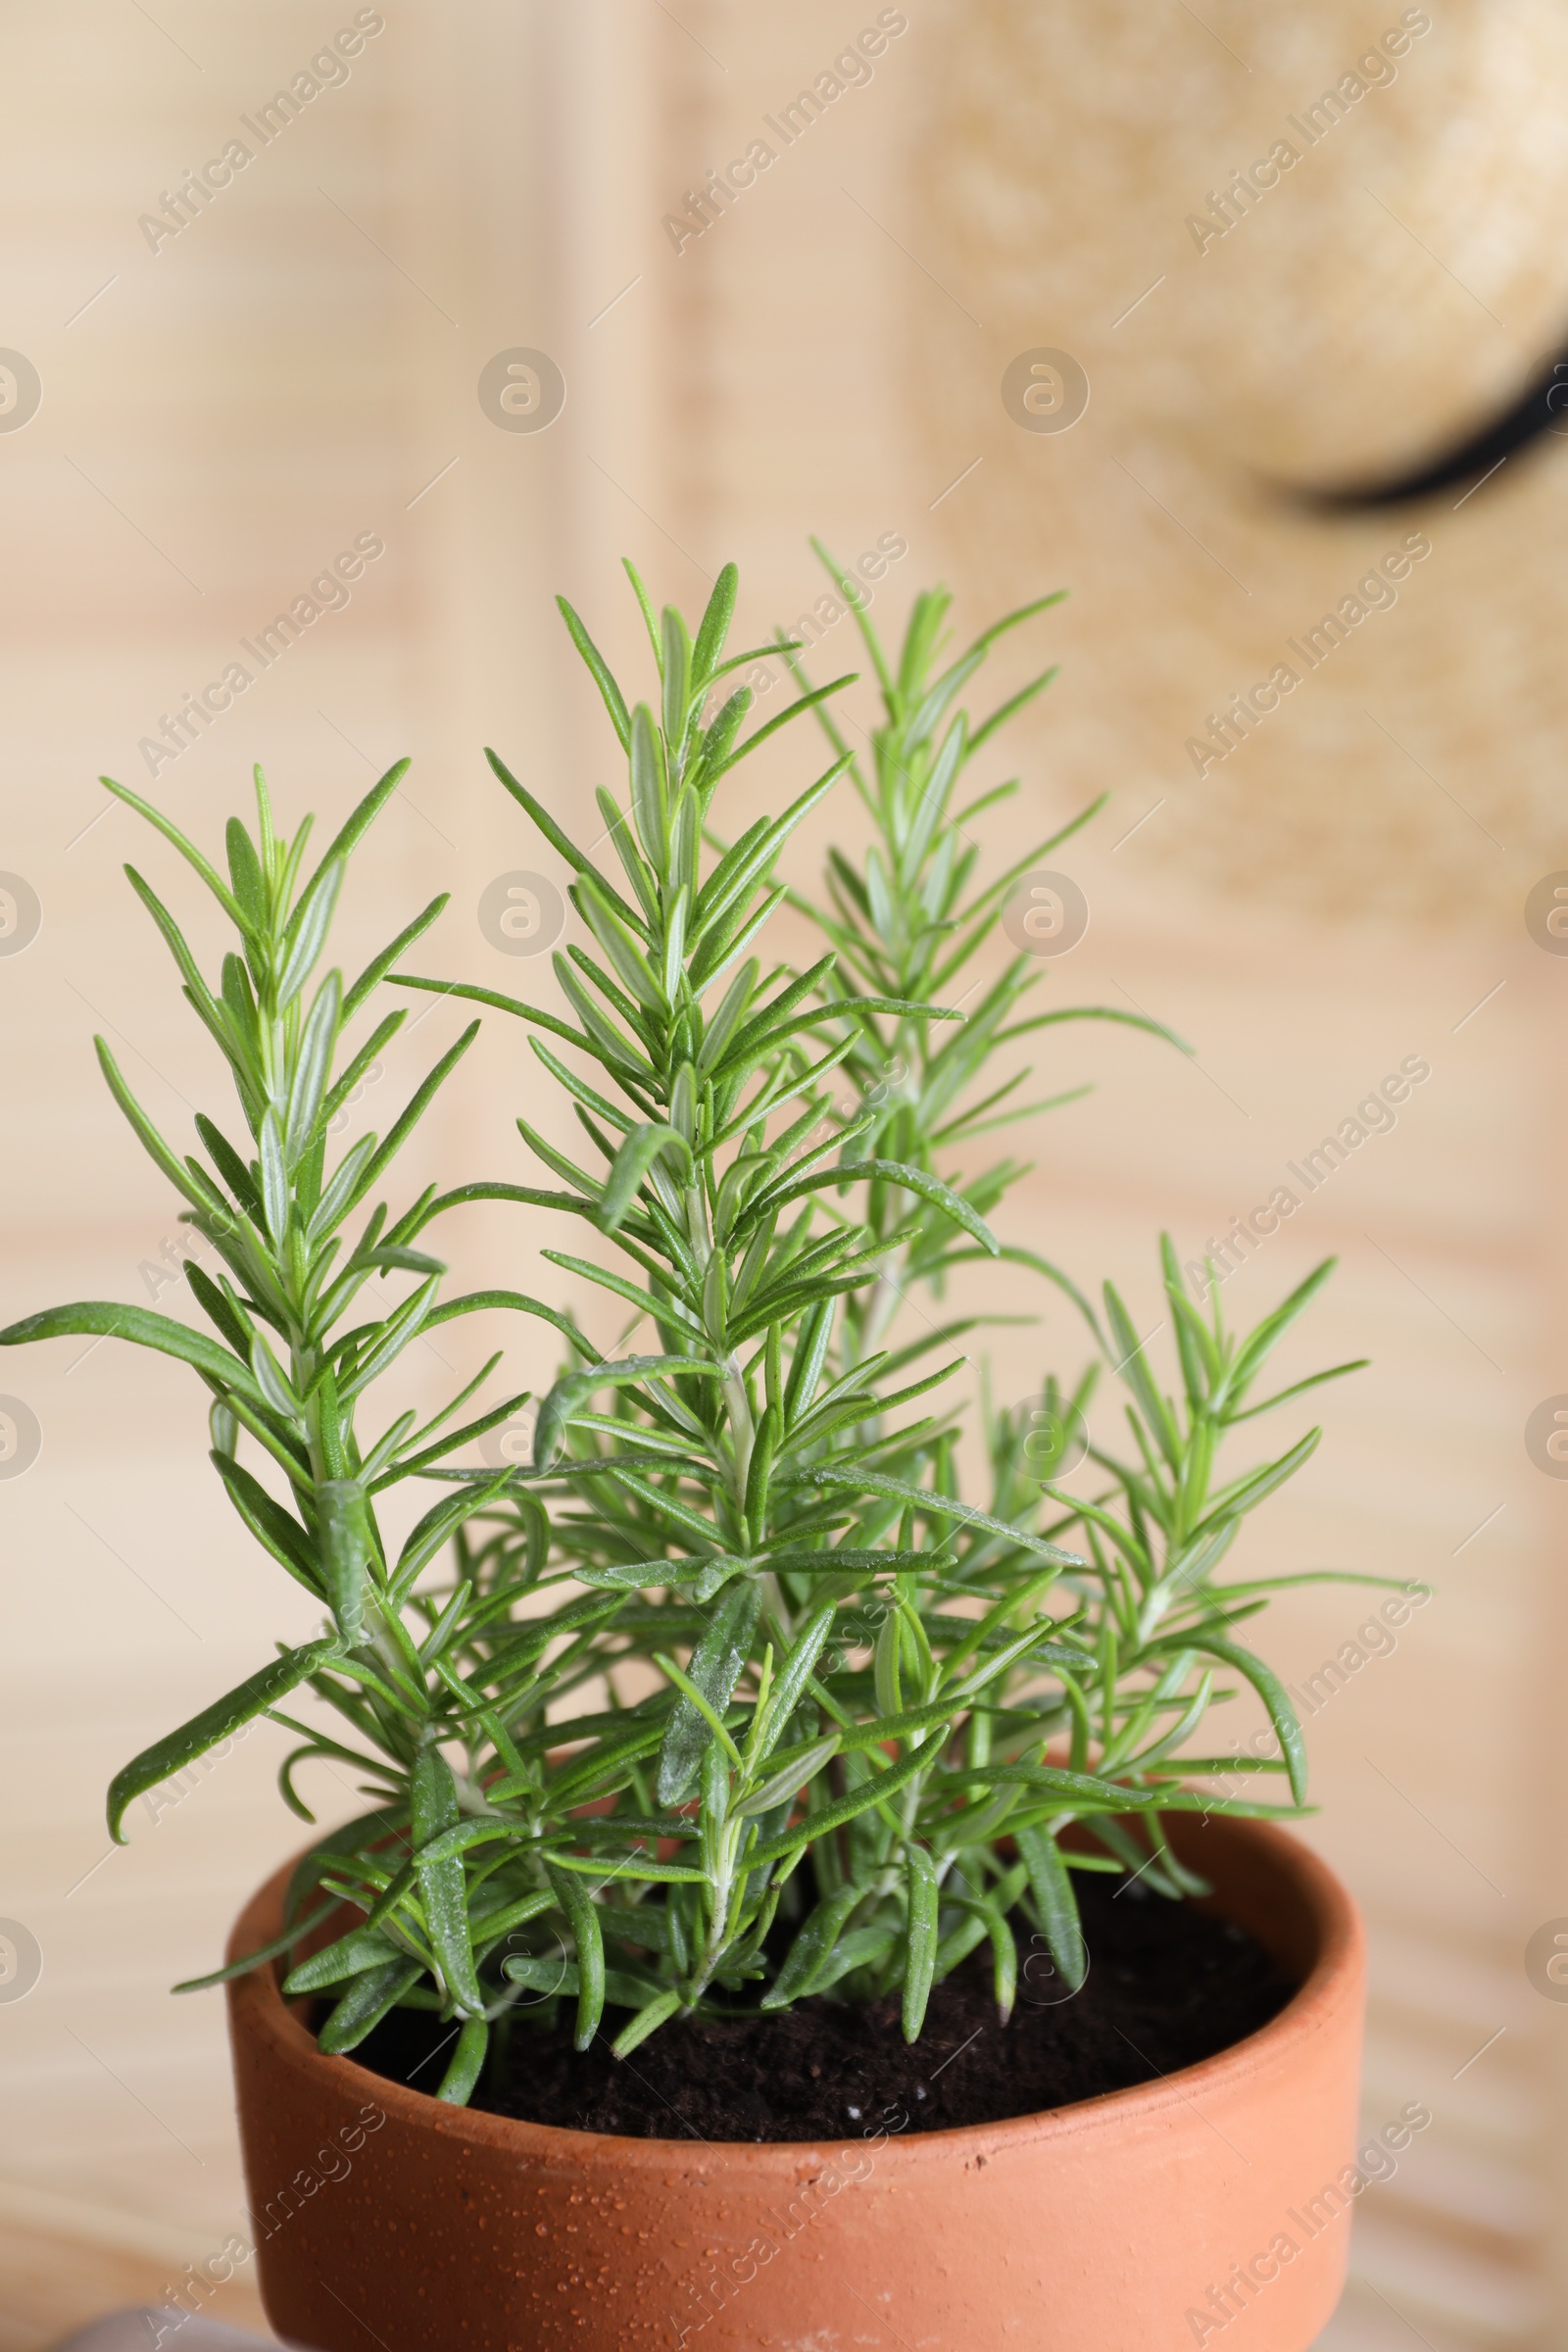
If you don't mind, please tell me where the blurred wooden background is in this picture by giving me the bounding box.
[1,5,1564,2347]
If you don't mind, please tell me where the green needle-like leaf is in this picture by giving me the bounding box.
[547,1861,607,2051]
[412,1747,485,2017]
[107,1638,339,1842]
[0,1300,264,1403]
[902,1843,940,2040]
[656,1579,761,1805]
[1015,1821,1087,1994]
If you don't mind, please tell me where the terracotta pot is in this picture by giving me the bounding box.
[226,1814,1364,2352]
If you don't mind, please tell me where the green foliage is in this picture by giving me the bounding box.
[2,557,1364,2109]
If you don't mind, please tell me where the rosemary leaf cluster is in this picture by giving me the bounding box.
[0,556,1366,2106]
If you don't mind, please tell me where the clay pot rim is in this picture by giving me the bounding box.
[228,1812,1362,2167]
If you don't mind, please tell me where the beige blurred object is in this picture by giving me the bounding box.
[48,2321,276,2352]
[908,0,1568,922]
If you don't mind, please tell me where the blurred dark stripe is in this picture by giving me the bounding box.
[1300,347,1568,510]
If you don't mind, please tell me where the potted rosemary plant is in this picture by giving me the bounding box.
[3,558,1370,2352]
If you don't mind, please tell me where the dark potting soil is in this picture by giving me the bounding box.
[336,1874,1298,2142]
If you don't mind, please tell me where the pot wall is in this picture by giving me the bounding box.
[225,1816,1364,2352]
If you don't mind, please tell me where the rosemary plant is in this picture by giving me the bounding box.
[1,560,1364,2111]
